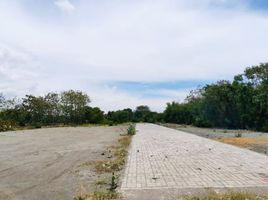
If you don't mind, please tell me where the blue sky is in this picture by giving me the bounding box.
[0,0,268,111]
[250,0,268,10]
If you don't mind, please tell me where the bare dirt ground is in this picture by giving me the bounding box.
[163,123,268,155]
[0,126,126,200]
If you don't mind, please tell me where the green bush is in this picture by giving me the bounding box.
[127,123,136,135]
[235,132,242,137]
[0,120,15,132]
[31,123,42,129]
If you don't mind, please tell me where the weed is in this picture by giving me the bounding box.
[127,123,136,135]
[0,120,15,132]
[73,191,119,200]
[109,173,118,192]
[93,136,131,173]
[75,129,132,200]
[95,179,108,186]
[30,122,42,129]
[235,132,242,138]
[184,191,266,200]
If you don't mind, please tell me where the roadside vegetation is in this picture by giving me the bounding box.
[74,124,135,200]
[182,191,267,200]
[164,63,268,132]
[0,63,267,133]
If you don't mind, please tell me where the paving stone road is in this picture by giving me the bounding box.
[121,124,268,200]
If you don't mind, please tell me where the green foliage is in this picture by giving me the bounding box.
[109,173,118,192]
[0,120,15,132]
[164,63,268,132]
[0,63,266,131]
[31,122,42,129]
[107,108,133,124]
[235,132,242,138]
[61,90,90,124]
[0,90,105,129]
[127,123,136,135]
[84,106,105,124]
[107,107,163,124]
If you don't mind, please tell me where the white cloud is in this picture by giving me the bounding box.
[54,0,75,12]
[0,0,267,111]
[0,44,41,97]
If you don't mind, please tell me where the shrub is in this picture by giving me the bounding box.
[235,132,242,138]
[127,123,136,135]
[0,120,15,132]
[31,123,42,129]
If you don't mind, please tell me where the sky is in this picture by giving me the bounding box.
[0,0,268,112]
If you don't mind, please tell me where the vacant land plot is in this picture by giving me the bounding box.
[0,126,126,200]
[164,124,268,155]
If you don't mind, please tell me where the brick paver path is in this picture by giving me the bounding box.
[121,124,268,199]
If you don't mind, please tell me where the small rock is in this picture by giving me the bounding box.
[101,152,105,156]
[218,167,221,170]
[137,150,140,152]
[197,168,202,171]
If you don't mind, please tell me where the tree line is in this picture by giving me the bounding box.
[0,91,162,130]
[0,90,103,128]
[0,63,267,132]
[164,63,268,132]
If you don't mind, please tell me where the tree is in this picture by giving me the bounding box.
[134,105,151,122]
[44,92,61,124]
[164,63,268,131]
[84,106,104,124]
[60,90,90,123]
[107,108,133,123]
[21,95,49,124]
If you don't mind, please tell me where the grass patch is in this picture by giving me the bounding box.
[93,136,131,173]
[75,128,133,200]
[73,191,119,200]
[215,137,268,148]
[184,191,267,200]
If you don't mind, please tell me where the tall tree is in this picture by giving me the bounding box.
[60,90,90,123]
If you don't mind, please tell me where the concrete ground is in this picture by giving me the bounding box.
[0,126,124,200]
[121,124,268,200]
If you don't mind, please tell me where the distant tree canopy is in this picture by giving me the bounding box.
[0,63,267,132]
[164,63,268,132]
[107,106,162,124]
[0,90,100,126]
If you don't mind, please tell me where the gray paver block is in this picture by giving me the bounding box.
[121,123,268,195]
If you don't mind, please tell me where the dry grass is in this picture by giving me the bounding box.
[184,191,267,200]
[74,135,132,200]
[73,191,119,200]
[92,136,131,173]
[215,137,268,148]
[79,136,131,173]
